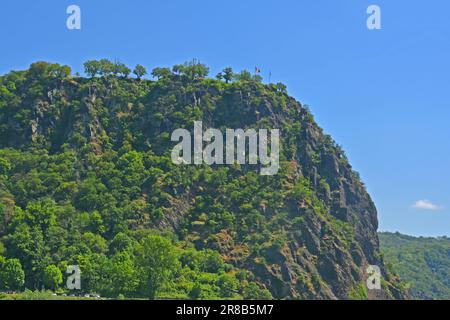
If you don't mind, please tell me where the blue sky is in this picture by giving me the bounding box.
[0,0,449,236]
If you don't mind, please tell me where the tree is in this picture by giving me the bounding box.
[28,61,51,79]
[27,62,71,80]
[137,235,180,299]
[110,232,134,254]
[199,250,223,273]
[172,59,209,80]
[84,60,101,78]
[133,65,147,80]
[50,64,72,78]
[24,200,58,233]
[0,258,25,291]
[222,67,234,83]
[98,59,114,76]
[43,265,62,290]
[105,252,139,297]
[242,282,273,300]
[234,70,252,82]
[113,62,131,78]
[0,157,11,175]
[218,274,238,297]
[151,67,171,80]
[275,82,287,94]
[233,70,262,83]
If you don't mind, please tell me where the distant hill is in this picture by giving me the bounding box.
[379,232,450,300]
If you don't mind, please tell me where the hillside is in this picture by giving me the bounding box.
[0,60,405,299]
[379,232,450,300]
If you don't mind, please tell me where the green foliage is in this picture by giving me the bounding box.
[137,235,180,299]
[42,265,62,290]
[113,62,131,78]
[242,282,272,300]
[84,59,131,78]
[151,67,171,79]
[0,258,25,291]
[233,70,262,83]
[83,60,101,78]
[0,60,379,300]
[28,62,71,79]
[172,59,209,80]
[133,65,147,79]
[275,83,287,94]
[103,251,139,297]
[217,67,234,83]
[379,232,450,300]
[234,70,252,82]
[348,283,368,300]
[0,157,11,175]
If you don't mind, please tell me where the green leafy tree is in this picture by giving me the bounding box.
[43,265,63,290]
[137,235,180,299]
[133,65,147,80]
[242,282,273,300]
[27,62,71,79]
[222,67,234,83]
[24,200,58,232]
[105,252,139,297]
[84,60,101,78]
[98,59,114,76]
[199,250,223,273]
[0,258,25,291]
[173,59,209,80]
[0,157,11,175]
[275,82,287,94]
[151,67,171,79]
[234,70,252,82]
[110,233,134,254]
[113,62,131,78]
[218,274,238,297]
[50,64,72,78]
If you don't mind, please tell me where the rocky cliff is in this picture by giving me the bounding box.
[0,61,406,299]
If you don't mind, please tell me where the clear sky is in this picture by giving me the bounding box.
[0,0,449,236]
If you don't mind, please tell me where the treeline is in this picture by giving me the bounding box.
[82,58,285,89]
[83,59,146,79]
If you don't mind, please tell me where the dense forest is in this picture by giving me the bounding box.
[379,232,450,300]
[0,60,405,299]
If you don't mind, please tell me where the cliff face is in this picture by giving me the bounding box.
[0,62,406,299]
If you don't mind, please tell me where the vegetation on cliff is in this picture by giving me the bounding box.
[0,60,404,299]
